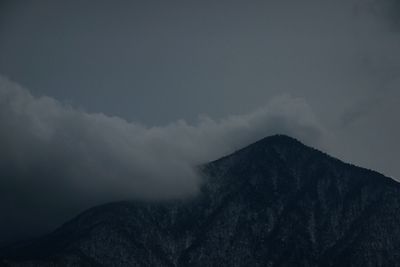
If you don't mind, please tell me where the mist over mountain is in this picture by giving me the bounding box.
[2,135,400,266]
[2,0,400,252]
[1,0,400,265]
[0,78,324,245]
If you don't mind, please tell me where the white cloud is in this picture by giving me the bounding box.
[0,76,324,243]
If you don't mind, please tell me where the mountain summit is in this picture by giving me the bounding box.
[2,135,400,266]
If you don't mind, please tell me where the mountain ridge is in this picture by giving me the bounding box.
[2,134,400,266]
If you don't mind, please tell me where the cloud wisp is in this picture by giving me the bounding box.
[0,76,324,243]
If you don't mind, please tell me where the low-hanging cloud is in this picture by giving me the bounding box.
[0,76,324,243]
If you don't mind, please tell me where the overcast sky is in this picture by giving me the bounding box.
[0,0,400,243]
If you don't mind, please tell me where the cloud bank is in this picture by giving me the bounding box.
[0,76,324,243]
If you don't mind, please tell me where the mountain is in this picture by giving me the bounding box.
[2,135,400,266]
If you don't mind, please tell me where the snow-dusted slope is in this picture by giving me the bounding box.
[2,135,400,266]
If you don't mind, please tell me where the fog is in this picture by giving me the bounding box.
[0,77,324,244]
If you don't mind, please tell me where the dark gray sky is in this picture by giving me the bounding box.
[0,0,397,122]
[0,0,400,243]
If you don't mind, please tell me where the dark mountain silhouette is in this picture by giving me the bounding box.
[2,135,400,266]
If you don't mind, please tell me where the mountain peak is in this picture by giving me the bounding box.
[249,134,305,147]
[210,134,314,168]
[3,135,400,266]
